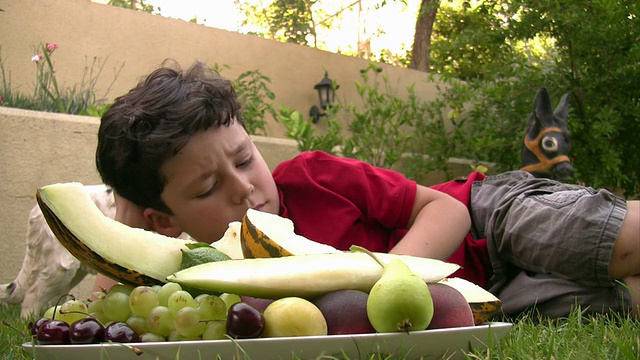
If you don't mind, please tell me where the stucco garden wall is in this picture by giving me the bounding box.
[0,0,443,139]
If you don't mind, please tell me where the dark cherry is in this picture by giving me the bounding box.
[36,319,71,345]
[70,317,105,344]
[28,318,50,336]
[104,321,139,343]
[226,302,265,339]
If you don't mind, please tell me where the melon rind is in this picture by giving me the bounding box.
[37,182,196,285]
[439,277,502,325]
[167,252,460,299]
[241,209,340,258]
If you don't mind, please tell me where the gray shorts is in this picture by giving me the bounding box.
[470,171,632,317]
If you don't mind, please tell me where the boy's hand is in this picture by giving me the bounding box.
[113,191,152,230]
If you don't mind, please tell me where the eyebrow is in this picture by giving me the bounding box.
[181,138,251,191]
[228,138,250,157]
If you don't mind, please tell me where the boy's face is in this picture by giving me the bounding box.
[156,122,279,243]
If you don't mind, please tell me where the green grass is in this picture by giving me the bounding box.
[1,303,637,360]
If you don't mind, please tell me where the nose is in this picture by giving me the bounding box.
[554,162,574,180]
[229,173,254,205]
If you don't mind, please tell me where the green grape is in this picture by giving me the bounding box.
[87,298,104,314]
[90,311,110,326]
[167,290,196,315]
[219,293,241,310]
[108,283,135,295]
[197,295,227,321]
[167,329,185,342]
[147,306,175,337]
[103,291,131,322]
[43,305,61,320]
[57,299,89,325]
[151,285,162,293]
[126,315,149,335]
[157,282,182,307]
[129,286,159,317]
[174,306,206,337]
[202,320,227,340]
[194,293,210,304]
[140,332,166,342]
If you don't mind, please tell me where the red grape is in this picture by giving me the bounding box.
[225,302,265,339]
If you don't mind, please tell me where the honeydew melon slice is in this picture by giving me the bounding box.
[167,252,460,299]
[241,209,340,258]
[210,221,244,259]
[37,182,197,286]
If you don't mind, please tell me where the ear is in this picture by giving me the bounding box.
[534,87,556,128]
[554,92,571,125]
[143,208,184,238]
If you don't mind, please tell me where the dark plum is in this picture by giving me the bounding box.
[312,289,375,335]
[426,283,475,329]
[70,317,105,344]
[104,321,139,343]
[240,296,275,312]
[36,320,71,345]
[226,302,265,339]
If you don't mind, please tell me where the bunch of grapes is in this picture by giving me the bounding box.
[29,283,252,344]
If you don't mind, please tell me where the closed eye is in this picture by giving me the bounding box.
[237,155,253,169]
[196,184,217,198]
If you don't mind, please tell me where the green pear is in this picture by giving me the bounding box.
[365,257,434,333]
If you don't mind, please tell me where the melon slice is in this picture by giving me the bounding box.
[167,252,460,299]
[210,221,243,259]
[241,209,339,258]
[37,182,197,286]
[439,277,503,325]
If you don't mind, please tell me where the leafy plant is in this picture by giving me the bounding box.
[278,105,343,154]
[0,42,122,116]
[338,63,418,169]
[212,64,277,137]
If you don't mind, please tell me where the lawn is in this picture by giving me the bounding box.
[1,303,637,359]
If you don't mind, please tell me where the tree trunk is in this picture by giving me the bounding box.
[409,0,440,72]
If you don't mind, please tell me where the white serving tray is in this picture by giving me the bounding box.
[22,322,512,360]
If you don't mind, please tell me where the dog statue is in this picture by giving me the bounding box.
[520,87,574,180]
[0,185,115,318]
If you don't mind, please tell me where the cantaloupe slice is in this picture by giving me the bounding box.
[167,252,461,299]
[37,182,197,285]
[439,277,503,325]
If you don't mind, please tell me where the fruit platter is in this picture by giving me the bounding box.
[22,183,512,359]
[24,322,512,360]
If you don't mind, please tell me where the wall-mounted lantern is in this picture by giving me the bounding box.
[309,71,338,123]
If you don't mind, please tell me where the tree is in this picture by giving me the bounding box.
[107,0,154,12]
[408,0,439,71]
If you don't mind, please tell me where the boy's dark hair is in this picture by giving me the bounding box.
[96,60,244,213]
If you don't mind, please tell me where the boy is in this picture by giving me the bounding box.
[95,60,639,318]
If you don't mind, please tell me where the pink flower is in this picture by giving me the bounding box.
[45,43,58,52]
[0,96,3,104]
[31,54,44,62]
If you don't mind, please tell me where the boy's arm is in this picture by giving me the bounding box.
[389,184,470,260]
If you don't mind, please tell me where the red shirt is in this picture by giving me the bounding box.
[273,151,490,288]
